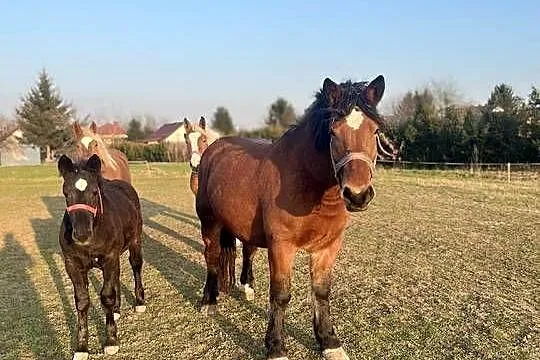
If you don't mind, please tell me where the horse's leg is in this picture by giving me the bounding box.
[128,236,146,313]
[113,280,121,321]
[218,228,236,296]
[101,256,121,355]
[65,259,90,360]
[310,238,349,360]
[265,242,296,360]
[200,220,222,315]
[239,244,257,301]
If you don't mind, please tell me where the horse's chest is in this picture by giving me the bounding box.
[267,205,348,249]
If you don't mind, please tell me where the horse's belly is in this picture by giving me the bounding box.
[206,161,264,246]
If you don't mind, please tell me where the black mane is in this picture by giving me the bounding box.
[292,80,385,151]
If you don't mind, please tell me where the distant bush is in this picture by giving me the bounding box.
[112,141,187,162]
[237,126,286,141]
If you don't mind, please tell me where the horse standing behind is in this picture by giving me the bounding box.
[183,116,259,299]
[58,154,145,360]
[196,75,387,360]
[72,121,132,183]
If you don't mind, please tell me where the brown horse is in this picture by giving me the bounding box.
[72,121,132,183]
[196,75,387,360]
[184,116,259,300]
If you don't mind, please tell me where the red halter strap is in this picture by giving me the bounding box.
[66,188,104,218]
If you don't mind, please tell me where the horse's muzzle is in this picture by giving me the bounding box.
[342,184,375,212]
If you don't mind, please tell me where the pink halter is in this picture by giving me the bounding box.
[66,188,104,217]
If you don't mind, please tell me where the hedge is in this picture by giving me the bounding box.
[111,141,188,162]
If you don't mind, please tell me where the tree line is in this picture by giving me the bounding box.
[3,69,538,163]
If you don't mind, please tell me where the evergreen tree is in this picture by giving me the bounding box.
[127,118,145,140]
[16,69,73,161]
[266,98,296,128]
[212,107,234,135]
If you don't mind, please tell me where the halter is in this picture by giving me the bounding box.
[66,187,104,218]
[330,133,376,182]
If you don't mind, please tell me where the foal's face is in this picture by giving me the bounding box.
[58,154,102,245]
[324,75,385,212]
[184,117,209,169]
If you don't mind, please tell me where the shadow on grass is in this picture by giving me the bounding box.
[0,233,65,359]
[140,197,319,358]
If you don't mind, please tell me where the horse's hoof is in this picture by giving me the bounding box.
[73,352,89,360]
[104,345,119,355]
[113,312,120,321]
[238,284,255,301]
[135,305,146,313]
[268,357,288,360]
[322,347,350,360]
[200,304,217,316]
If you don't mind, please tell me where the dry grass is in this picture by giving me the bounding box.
[0,163,538,359]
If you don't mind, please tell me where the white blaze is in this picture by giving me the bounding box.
[81,136,93,149]
[188,132,202,166]
[345,108,365,130]
[75,178,88,191]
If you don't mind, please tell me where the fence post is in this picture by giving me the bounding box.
[507,162,511,183]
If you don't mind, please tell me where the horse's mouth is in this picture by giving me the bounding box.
[345,201,370,212]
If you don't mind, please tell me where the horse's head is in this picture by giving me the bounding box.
[72,121,101,160]
[58,154,103,245]
[322,75,386,212]
[184,116,210,171]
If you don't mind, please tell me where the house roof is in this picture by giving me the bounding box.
[0,126,19,144]
[97,122,127,136]
[147,122,182,142]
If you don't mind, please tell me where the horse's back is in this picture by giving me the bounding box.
[104,148,132,183]
[104,179,141,211]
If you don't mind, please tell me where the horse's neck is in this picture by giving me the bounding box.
[276,127,339,192]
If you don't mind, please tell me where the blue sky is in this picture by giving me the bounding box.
[0,0,538,128]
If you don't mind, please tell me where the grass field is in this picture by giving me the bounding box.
[0,163,538,360]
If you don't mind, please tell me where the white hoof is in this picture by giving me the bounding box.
[235,238,242,247]
[104,345,119,355]
[113,312,120,321]
[200,304,217,316]
[73,352,89,360]
[322,347,349,360]
[268,357,289,360]
[237,283,255,301]
[135,305,146,313]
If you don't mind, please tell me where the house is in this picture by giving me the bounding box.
[0,129,41,166]
[146,122,186,144]
[97,122,128,144]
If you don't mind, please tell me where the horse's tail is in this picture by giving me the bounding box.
[218,228,237,295]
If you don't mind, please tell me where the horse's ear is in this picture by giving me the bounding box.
[365,75,385,107]
[199,116,206,130]
[58,155,74,177]
[72,121,83,139]
[183,118,192,132]
[86,154,101,174]
[90,121,98,134]
[323,78,341,106]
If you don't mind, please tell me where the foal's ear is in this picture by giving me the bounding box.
[323,78,341,106]
[365,75,385,107]
[90,121,98,134]
[58,155,74,177]
[72,121,83,139]
[183,118,192,132]
[86,154,102,174]
[199,116,206,130]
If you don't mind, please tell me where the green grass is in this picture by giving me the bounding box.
[0,163,538,359]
